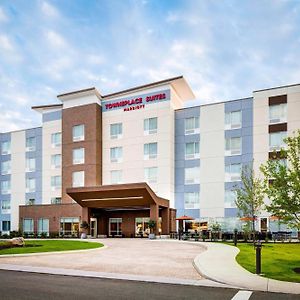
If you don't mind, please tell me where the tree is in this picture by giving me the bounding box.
[235,164,265,242]
[260,130,300,231]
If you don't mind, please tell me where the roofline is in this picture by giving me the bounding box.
[102,75,184,99]
[1,126,42,135]
[57,87,101,99]
[31,104,63,110]
[253,82,300,93]
[175,96,253,112]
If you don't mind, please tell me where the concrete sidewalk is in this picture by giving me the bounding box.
[191,242,300,294]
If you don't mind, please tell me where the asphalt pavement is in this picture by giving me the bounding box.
[0,270,298,300]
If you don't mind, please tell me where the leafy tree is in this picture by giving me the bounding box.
[235,164,265,242]
[260,130,300,231]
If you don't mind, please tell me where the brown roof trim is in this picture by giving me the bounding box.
[31,104,63,110]
[57,87,99,98]
[254,82,300,93]
[102,75,184,99]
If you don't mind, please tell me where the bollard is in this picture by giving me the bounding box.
[255,241,262,274]
[234,229,238,246]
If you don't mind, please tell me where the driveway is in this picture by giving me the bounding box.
[0,239,204,280]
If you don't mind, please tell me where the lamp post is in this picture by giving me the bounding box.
[255,240,262,274]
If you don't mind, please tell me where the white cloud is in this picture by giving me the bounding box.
[0,34,14,51]
[87,54,105,65]
[40,1,59,18]
[0,7,8,22]
[45,30,67,48]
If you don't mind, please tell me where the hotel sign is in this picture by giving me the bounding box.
[102,89,170,112]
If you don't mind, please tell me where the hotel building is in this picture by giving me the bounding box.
[0,76,299,237]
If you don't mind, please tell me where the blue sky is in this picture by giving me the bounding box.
[0,0,300,131]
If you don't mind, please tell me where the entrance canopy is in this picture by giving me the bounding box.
[67,182,169,209]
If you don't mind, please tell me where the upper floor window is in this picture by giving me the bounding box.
[225,111,242,129]
[184,167,200,185]
[51,154,61,169]
[1,141,11,155]
[185,117,199,135]
[26,198,35,205]
[225,163,242,182]
[269,131,287,151]
[225,190,237,208]
[1,160,11,175]
[110,123,122,139]
[269,103,287,124]
[73,148,85,165]
[26,178,36,193]
[26,137,36,152]
[110,147,123,163]
[51,175,61,190]
[1,180,11,195]
[225,137,241,156]
[1,200,11,213]
[51,132,61,147]
[144,143,157,160]
[72,171,85,187]
[184,192,200,209]
[144,167,158,183]
[73,124,85,142]
[185,142,200,160]
[26,158,36,172]
[111,170,122,184]
[144,117,157,135]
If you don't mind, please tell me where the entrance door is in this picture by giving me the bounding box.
[109,218,122,237]
[90,218,97,238]
[260,218,268,232]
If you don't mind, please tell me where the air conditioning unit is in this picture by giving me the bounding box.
[231,175,241,181]
[1,151,9,155]
[73,136,84,142]
[111,158,121,163]
[26,146,35,152]
[231,149,241,155]
[73,159,83,164]
[231,123,241,129]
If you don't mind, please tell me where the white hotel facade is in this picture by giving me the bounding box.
[0,76,299,236]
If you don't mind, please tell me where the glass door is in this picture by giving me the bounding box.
[109,218,122,237]
[90,218,97,238]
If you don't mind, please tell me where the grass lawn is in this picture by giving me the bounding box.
[230,242,300,283]
[0,240,103,255]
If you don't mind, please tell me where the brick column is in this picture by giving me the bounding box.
[161,208,170,235]
[150,204,159,235]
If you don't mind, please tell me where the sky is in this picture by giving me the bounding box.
[0,0,300,132]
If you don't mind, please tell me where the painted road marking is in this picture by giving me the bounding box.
[231,290,253,300]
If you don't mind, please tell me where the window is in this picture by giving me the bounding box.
[225,190,237,208]
[1,141,11,155]
[110,123,122,139]
[2,221,10,232]
[144,117,157,135]
[185,142,200,159]
[26,137,36,151]
[51,154,61,169]
[110,147,123,163]
[185,117,199,135]
[26,178,36,192]
[185,167,200,185]
[144,167,158,183]
[1,200,10,212]
[51,176,61,190]
[225,137,241,156]
[184,192,200,209]
[111,170,122,184]
[23,218,34,234]
[51,132,61,147]
[1,180,11,194]
[225,111,242,129]
[109,218,122,236]
[269,104,287,124]
[38,218,49,236]
[26,158,36,172]
[73,124,85,142]
[1,160,11,175]
[60,217,79,236]
[225,163,242,182]
[51,197,62,204]
[73,148,85,164]
[144,143,157,159]
[72,171,84,187]
[269,132,287,151]
[26,198,35,205]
